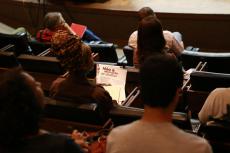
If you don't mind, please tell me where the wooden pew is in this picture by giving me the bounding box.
[0,51,19,68]
[40,118,102,133]
[17,54,63,74]
[110,105,192,130]
[190,71,230,92]
[43,97,107,126]
[181,50,230,73]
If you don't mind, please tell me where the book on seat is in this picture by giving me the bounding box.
[70,23,87,38]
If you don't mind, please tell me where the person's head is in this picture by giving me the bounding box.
[137,15,166,64]
[138,7,155,21]
[51,30,94,75]
[0,68,44,148]
[140,54,183,108]
[43,12,65,31]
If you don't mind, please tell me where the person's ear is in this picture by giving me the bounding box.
[177,88,182,96]
[172,88,182,106]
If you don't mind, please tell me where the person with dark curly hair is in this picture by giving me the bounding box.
[0,68,85,153]
[49,30,113,114]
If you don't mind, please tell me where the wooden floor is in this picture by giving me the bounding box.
[19,0,230,14]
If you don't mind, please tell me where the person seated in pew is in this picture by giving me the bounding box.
[106,54,212,153]
[199,88,230,124]
[49,30,113,113]
[136,15,172,67]
[0,68,87,153]
[36,12,102,43]
[128,7,184,67]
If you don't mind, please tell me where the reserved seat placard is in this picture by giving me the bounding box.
[96,64,127,104]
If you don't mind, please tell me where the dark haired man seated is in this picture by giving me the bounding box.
[106,54,212,153]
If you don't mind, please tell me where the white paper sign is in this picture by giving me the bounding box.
[96,64,127,86]
[96,64,127,104]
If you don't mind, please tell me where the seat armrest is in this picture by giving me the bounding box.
[44,97,105,125]
[123,45,134,66]
[17,54,63,74]
[0,51,19,68]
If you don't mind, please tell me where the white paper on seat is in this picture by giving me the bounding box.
[103,85,126,105]
[96,64,127,104]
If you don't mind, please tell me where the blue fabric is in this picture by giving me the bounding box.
[83,29,102,42]
[172,32,182,43]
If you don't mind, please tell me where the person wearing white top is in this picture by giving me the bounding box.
[128,7,184,67]
[199,88,230,124]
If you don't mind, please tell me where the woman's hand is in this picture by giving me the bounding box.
[72,130,89,153]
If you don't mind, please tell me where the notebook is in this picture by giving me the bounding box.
[70,23,87,38]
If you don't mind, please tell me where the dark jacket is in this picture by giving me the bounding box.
[50,74,113,112]
[0,133,83,153]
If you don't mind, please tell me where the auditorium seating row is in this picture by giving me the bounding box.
[0,44,192,131]
[1,34,230,152]
[42,96,192,131]
[2,44,230,116]
[183,69,230,118]
[0,31,119,63]
[2,41,230,109]
[123,45,230,114]
[123,45,230,73]
[42,93,230,153]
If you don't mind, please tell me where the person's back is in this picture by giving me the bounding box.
[50,73,113,111]
[199,87,230,124]
[106,54,212,153]
[107,121,210,153]
[49,30,113,111]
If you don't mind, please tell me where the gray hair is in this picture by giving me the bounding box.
[43,12,65,30]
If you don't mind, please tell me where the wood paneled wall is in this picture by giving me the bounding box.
[0,0,230,51]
